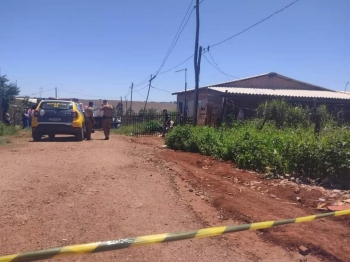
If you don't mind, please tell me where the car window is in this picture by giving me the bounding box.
[75,103,83,114]
[40,102,72,110]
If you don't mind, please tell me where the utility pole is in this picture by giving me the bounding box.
[125,95,128,115]
[55,87,58,98]
[130,82,133,116]
[120,96,123,115]
[144,74,156,113]
[39,87,43,98]
[345,81,349,92]
[175,68,187,119]
[193,0,200,125]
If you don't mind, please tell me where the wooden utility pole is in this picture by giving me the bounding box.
[130,82,133,115]
[144,74,156,113]
[125,96,128,114]
[120,96,123,115]
[193,0,200,125]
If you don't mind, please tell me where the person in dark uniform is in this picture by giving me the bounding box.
[84,101,95,140]
[162,109,170,137]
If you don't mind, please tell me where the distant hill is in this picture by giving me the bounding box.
[79,99,176,113]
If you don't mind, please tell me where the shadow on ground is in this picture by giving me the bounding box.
[29,136,80,143]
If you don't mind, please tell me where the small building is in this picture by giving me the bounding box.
[172,72,350,123]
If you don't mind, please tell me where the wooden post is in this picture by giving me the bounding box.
[221,90,228,124]
[130,82,133,115]
[193,0,200,125]
[144,75,156,113]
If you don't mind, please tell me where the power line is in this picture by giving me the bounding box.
[203,54,239,80]
[134,76,150,88]
[28,88,56,96]
[155,0,195,76]
[151,86,172,94]
[158,55,194,75]
[210,0,301,48]
[207,51,228,80]
[207,50,239,79]
[134,90,146,99]
[58,89,121,100]
[134,83,149,92]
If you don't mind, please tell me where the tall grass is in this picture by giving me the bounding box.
[0,123,21,136]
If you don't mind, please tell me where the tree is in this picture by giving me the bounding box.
[125,108,135,116]
[116,102,123,116]
[139,107,157,115]
[1,75,20,120]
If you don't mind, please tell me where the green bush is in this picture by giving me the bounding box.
[165,123,350,186]
[144,120,162,133]
[0,123,21,136]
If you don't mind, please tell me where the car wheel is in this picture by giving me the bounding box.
[48,133,55,140]
[32,132,42,141]
[76,128,84,141]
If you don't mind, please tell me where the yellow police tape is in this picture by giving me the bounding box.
[1,209,349,262]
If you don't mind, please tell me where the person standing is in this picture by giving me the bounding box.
[84,101,95,140]
[162,109,170,137]
[22,109,29,129]
[100,100,113,140]
[4,111,11,126]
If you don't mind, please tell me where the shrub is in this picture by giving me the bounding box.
[165,123,350,186]
[0,123,20,136]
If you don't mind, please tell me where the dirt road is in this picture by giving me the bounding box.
[0,132,346,261]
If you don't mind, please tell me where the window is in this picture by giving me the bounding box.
[40,102,72,110]
[178,102,183,114]
[75,103,83,113]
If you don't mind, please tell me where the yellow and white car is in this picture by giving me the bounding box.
[31,100,85,141]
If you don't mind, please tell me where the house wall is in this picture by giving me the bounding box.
[176,90,350,122]
[216,74,325,91]
[177,90,209,117]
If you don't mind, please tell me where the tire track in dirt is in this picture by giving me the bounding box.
[148,141,350,262]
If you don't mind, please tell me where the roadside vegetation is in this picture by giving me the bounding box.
[165,100,350,187]
[0,123,23,145]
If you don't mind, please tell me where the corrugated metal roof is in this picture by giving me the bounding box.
[204,72,331,91]
[208,87,350,100]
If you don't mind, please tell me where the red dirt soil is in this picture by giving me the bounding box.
[133,136,350,262]
[0,132,348,261]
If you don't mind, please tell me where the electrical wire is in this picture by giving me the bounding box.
[134,76,150,88]
[58,89,121,100]
[151,86,172,94]
[27,88,55,96]
[158,55,194,75]
[134,90,146,99]
[207,50,240,79]
[203,54,239,80]
[210,0,301,48]
[134,83,149,92]
[155,0,195,76]
[207,51,228,80]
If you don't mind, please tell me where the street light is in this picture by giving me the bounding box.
[175,68,187,119]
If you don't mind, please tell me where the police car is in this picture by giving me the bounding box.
[31,100,85,141]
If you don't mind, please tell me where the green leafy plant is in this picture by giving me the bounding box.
[165,123,350,187]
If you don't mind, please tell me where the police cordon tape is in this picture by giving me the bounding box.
[1,209,349,262]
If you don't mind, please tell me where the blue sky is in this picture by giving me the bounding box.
[1,0,349,102]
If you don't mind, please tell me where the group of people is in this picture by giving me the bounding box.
[84,99,113,141]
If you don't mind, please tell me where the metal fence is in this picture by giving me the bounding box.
[132,112,180,137]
